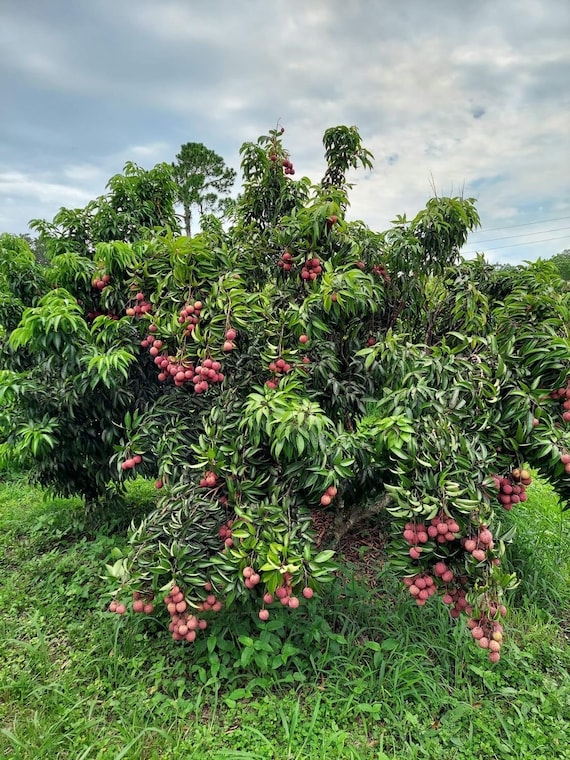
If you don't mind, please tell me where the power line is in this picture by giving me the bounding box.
[464,226,570,246]
[464,234,569,252]
[470,215,570,234]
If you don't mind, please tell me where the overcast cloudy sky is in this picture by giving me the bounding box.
[1,0,569,264]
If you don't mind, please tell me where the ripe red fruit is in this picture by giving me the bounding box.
[225,328,237,340]
[288,596,300,609]
[223,340,235,352]
[302,587,314,599]
[115,603,127,615]
[299,334,309,344]
[263,592,274,604]
[320,493,332,506]
[259,609,270,621]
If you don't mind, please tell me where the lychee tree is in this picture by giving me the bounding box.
[2,126,569,664]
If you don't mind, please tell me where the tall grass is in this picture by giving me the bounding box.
[0,476,569,759]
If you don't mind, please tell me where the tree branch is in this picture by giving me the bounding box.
[330,491,393,547]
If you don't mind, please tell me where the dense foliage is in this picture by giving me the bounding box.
[0,125,568,662]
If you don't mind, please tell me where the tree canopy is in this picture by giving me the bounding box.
[1,125,568,664]
[172,142,236,236]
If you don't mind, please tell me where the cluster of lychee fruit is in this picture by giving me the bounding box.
[199,470,219,489]
[433,560,455,585]
[242,566,261,589]
[265,357,294,389]
[467,607,506,662]
[427,513,461,544]
[277,250,294,272]
[282,158,295,175]
[154,353,225,392]
[268,152,295,175]
[320,485,338,506]
[550,381,570,424]
[223,328,237,352]
[121,453,143,471]
[178,300,203,336]
[402,521,429,559]
[462,524,495,563]
[196,583,223,613]
[560,451,570,475]
[433,563,472,618]
[126,292,152,317]
[131,590,155,615]
[92,274,111,291]
[301,257,323,281]
[257,573,314,621]
[403,573,437,606]
[154,355,195,387]
[372,264,391,283]
[164,585,209,642]
[493,469,531,510]
[86,309,119,321]
[218,519,234,548]
[108,589,154,616]
[441,582,471,619]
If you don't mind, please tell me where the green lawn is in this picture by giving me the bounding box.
[0,476,569,759]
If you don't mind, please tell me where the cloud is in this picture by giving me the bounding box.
[0,0,568,262]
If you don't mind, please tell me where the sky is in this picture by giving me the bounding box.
[1,0,569,265]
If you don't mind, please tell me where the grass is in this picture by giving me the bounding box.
[0,475,569,759]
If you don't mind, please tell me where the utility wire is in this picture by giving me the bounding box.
[464,226,570,245]
[470,215,570,234]
[464,234,569,252]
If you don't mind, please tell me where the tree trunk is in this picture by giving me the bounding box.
[330,492,393,547]
[184,205,192,237]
